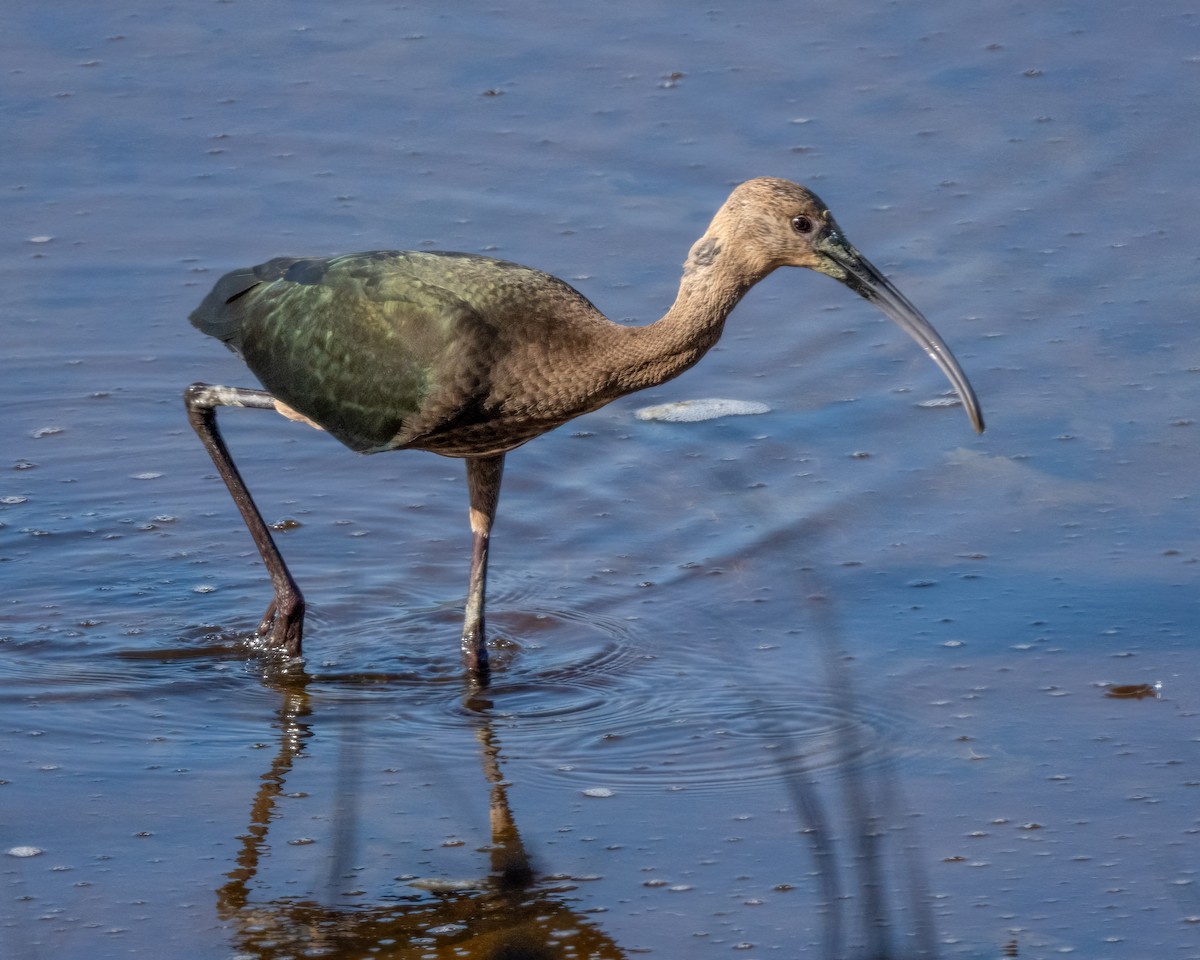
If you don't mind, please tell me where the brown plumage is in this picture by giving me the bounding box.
[185,177,983,675]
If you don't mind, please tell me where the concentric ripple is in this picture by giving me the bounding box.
[237,596,659,766]
[504,674,905,795]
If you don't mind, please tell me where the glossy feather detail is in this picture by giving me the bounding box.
[191,251,614,455]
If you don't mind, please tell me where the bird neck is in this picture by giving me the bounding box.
[617,229,769,393]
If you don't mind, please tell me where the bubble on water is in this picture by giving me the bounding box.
[635,398,770,423]
[7,846,43,858]
[582,786,615,798]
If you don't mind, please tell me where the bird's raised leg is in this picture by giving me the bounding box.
[462,454,505,678]
[184,382,306,656]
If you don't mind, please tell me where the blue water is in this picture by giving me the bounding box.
[4,2,1200,958]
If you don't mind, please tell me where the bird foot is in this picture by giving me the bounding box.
[256,598,305,658]
[460,627,490,681]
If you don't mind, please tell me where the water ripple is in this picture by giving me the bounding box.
[500,675,903,795]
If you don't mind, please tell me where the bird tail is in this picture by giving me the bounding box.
[188,266,265,345]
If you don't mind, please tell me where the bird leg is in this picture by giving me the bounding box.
[462,454,505,678]
[184,382,306,657]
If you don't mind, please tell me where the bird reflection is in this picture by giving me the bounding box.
[214,633,942,959]
[214,673,625,960]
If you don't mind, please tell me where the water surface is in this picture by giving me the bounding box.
[4,2,1200,957]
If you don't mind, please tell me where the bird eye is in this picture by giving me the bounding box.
[791,214,814,235]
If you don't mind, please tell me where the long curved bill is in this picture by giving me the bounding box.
[817,232,985,434]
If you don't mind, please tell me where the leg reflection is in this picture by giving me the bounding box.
[216,671,625,959]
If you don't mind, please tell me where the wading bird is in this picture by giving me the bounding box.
[186,177,983,676]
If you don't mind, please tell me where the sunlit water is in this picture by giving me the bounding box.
[4,2,1200,958]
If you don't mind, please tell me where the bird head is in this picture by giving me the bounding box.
[709,177,984,434]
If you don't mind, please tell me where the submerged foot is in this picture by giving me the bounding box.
[461,626,490,681]
[257,597,305,657]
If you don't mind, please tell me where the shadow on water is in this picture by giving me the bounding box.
[768,585,939,960]
[209,581,947,960]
